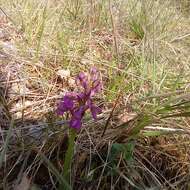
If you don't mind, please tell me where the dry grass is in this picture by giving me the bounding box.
[0,0,190,189]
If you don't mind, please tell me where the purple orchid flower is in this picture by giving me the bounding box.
[56,67,102,130]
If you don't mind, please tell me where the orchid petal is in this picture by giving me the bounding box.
[70,118,82,129]
[87,100,101,119]
[76,72,88,89]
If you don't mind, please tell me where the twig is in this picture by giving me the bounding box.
[170,33,190,43]
[144,126,190,134]
[101,91,122,137]
[0,6,16,25]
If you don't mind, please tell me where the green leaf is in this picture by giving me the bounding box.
[109,143,125,163]
[109,142,135,163]
[124,142,135,162]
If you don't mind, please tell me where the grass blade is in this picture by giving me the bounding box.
[0,119,14,168]
[39,152,71,190]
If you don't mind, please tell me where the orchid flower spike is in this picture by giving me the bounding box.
[56,67,102,130]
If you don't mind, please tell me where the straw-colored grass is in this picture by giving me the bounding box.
[0,0,190,189]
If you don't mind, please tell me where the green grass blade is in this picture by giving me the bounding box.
[129,114,153,137]
[162,111,190,118]
[0,119,14,168]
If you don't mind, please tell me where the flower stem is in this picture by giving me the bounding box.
[59,128,76,190]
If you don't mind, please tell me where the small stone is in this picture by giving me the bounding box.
[68,78,76,87]
[56,69,70,80]
[11,83,29,95]
[1,41,17,56]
